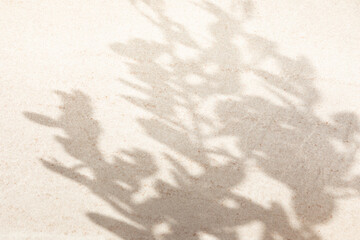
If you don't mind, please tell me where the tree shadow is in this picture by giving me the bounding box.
[24,0,360,239]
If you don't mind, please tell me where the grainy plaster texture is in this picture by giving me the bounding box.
[1,0,360,239]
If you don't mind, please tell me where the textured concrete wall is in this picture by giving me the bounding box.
[1,0,360,239]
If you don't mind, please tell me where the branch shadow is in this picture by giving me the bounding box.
[24,1,360,239]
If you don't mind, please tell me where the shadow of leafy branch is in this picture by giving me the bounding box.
[24,1,360,239]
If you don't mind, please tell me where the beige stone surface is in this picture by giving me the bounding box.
[1,0,360,239]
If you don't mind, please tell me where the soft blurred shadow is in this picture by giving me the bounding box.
[24,0,360,239]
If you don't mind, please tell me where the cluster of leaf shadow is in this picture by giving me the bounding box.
[24,1,360,239]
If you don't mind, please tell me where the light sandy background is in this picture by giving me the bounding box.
[1,0,360,239]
